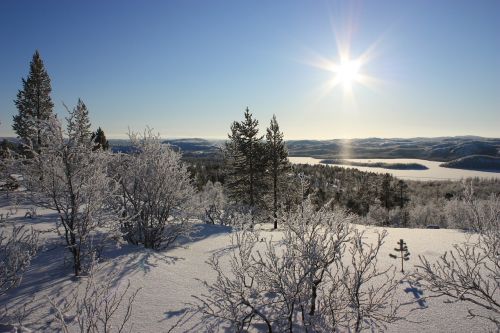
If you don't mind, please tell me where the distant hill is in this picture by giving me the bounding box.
[108,138,223,158]
[162,138,223,158]
[4,136,498,163]
[286,136,500,161]
[440,155,500,172]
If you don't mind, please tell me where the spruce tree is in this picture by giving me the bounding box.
[91,127,110,151]
[67,99,92,146]
[225,108,267,212]
[266,115,289,229]
[13,50,54,150]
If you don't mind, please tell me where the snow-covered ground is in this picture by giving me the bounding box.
[0,194,495,332]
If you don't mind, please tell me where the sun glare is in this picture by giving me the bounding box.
[304,30,382,103]
[336,58,362,89]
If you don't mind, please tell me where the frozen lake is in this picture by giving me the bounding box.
[289,157,500,181]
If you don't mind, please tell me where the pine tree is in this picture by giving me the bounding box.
[225,107,267,212]
[91,127,110,151]
[380,173,393,210]
[389,239,410,273]
[13,50,54,151]
[266,114,289,229]
[396,179,409,208]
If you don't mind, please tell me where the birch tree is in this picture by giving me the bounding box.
[113,129,195,250]
[193,200,401,332]
[22,101,115,276]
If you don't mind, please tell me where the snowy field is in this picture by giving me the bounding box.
[0,193,496,332]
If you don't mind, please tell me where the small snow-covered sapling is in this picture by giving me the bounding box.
[389,239,410,273]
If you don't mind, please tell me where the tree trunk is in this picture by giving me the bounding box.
[273,171,278,229]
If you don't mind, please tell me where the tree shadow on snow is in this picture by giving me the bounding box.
[0,238,76,329]
[174,223,233,248]
[98,243,184,280]
[4,211,59,226]
[62,223,232,282]
[401,279,428,309]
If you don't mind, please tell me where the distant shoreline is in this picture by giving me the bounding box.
[319,159,429,170]
[440,155,500,173]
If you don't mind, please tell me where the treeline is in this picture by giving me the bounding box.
[188,151,500,229]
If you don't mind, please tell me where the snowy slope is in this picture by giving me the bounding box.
[0,198,495,332]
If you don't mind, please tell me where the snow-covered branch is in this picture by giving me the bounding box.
[112,128,196,250]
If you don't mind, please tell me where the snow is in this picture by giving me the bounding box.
[0,195,495,332]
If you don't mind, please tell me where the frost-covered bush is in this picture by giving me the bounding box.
[407,202,447,228]
[366,204,389,226]
[113,129,195,250]
[416,187,500,329]
[444,198,471,229]
[365,206,410,227]
[445,185,500,231]
[193,200,401,332]
[21,101,115,276]
[191,181,226,224]
[0,225,38,296]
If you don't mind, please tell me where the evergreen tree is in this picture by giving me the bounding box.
[265,114,289,229]
[396,179,409,208]
[91,127,110,151]
[389,239,410,273]
[225,108,267,212]
[380,173,393,210]
[67,99,92,147]
[13,50,54,150]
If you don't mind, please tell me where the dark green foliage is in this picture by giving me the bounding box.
[224,108,268,210]
[389,239,410,273]
[13,50,54,150]
[92,127,110,151]
[396,180,409,208]
[292,163,383,215]
[265,115,290,228]
[380,174,393,209]
[185,156,225,191]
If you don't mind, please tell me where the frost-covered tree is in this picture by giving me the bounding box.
[193,200,401,332]
[0,225,38,296]
[67,99,92,145]
[224,108,267,213]
[91,127,109,151]
[415,187,500,329]
[113,129,195,250]
[329,229,400,332]
[13,50,54,151]
[191,181,226,224]
[22,102,115,276]
[265,114,289,229]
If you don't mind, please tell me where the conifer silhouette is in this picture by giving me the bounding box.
[389,239,410,273]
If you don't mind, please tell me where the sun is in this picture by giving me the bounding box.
[335,58,362,90]
[303,36,381,101]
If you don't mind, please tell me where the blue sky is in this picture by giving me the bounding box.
[0,0,499,139]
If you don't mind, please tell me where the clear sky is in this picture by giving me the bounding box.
[0,0,499,139]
